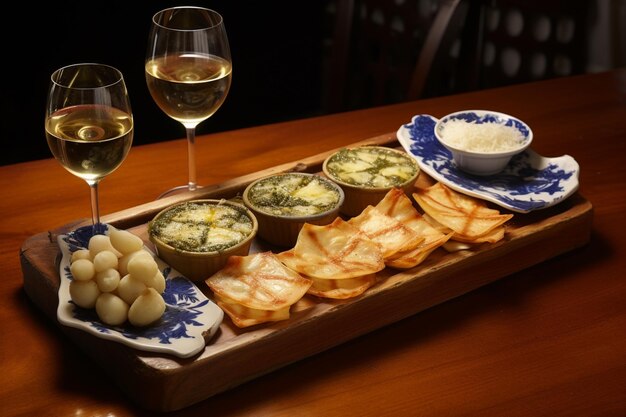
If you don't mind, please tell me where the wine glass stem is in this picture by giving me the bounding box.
[186,127,197,191]
[88,180,101,231]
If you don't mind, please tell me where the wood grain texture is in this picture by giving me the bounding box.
[20,138,593,410]
[2,69,625,417]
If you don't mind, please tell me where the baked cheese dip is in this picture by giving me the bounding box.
[324,146,418,188]
[148,201,255,253]
[245,173,343,217]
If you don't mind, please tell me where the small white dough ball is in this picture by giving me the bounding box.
[89,234,122,258]
[127,255,158,284]
[145,270,166,294]
[70,258,95,282]
[128,288,166,327]
[109,228,144,255]
[95,268,121,293]
[71,249,91,263]
[93,250,119,272]
[95,293,129,326]
[69,280,101,309]
[117,274,147,305]
[118,250,153,276]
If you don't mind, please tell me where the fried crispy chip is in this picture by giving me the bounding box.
[348,205,424,259]
[375,188,453,268]
[413,183,513,240]
[307,274,377,299]
[279,248,377,299]
[385,231,453,268]
[205,252,312,327]
[450,226,504,243]
[422,212,505,244]
[279,217,385,279]
[214,293,291,328]
[419,212,451,234]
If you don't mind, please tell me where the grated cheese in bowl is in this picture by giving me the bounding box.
[439,120,526,153]
[434,110,533,176]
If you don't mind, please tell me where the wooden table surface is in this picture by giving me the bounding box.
[2,69,625,416]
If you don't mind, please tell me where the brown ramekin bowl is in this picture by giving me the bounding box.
[322,146,419,217]
[148,199,258,282]
[242,172,344,247]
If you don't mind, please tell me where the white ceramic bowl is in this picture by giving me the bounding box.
[434,110,533,176]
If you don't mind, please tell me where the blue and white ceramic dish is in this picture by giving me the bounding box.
[397,114,580,213]
[57,223,224,358]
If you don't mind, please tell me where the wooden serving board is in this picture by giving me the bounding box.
[20,133,593,412]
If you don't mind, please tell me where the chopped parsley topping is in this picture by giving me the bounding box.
[149,201,254,252]
[325,146,418,187]
[246,173,341,216]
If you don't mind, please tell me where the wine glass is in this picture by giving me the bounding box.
[145,6,232,197]
[45,63,134,233]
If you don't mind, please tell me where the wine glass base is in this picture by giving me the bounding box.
[157,184,203,199]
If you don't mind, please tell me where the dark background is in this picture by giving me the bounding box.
[2,1,620,166]
[2,1,331,165]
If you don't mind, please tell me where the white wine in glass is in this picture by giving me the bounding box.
[145,6,232,197]
[45,63,133,233]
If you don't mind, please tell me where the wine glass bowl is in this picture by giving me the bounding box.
[45,63,133,232]
[145,6,231,195]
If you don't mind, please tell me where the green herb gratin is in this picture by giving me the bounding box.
[325,147,418,188]
[246,174,342,217]
[149,201,254,252]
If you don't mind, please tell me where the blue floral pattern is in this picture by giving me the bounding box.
[396,114,580,213]
[57,223,224,358]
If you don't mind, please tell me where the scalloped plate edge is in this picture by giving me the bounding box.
[56,225,224,359]
[396,114,580,213]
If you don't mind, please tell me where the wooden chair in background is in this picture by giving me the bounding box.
[323,0,467,113]
[323,0,595,114]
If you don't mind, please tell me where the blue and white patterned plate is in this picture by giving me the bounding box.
[56,224,223,358]
[397,114,580,213]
